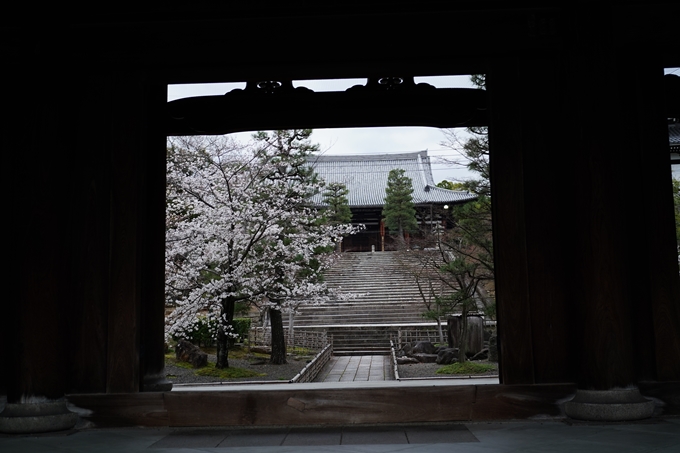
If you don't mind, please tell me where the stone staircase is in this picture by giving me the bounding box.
[284,251,451,355]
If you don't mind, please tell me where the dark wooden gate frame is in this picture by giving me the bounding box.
[4,3,680,427]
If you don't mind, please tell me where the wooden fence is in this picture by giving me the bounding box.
[393,329,446,348]
[248,328,329,351]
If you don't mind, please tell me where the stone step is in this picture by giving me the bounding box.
[292,309,437,317]
[288,318,432,327]
[321,302,423,307]
[325,277,408,280]
[332,349,391,356]
[325,268,415,273]
[326,293,423,298]
[321,286,444,294]
[296,306,428,312]
[293,311,430,318]
[291,311,434,319]
[293,311,430,319]
[288,251,453,351]
[314,299,425,305]
[324,297,426,303]
[288,310,438,320]
[324,283,420,289]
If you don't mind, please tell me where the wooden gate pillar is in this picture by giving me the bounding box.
[489,55,575,385]
[489,9,680,419]
[1,72,80,433]
[141,79,173,392]
[105,73,171,394]
[1,69,172,433]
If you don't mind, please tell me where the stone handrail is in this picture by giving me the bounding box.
[390,340,401,381]
[290,343,333,383]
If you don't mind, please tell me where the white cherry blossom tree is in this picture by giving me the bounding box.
[165,131,360,368]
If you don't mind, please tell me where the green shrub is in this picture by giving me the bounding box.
[235,301,251,316]
[171,315,217,347]
[195,363,264,379]
[436,361,496,375]
[171,316,252,347]
[232,318,251,342]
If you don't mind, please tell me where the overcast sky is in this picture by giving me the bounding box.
[168,69,680,182]
[167,76,477,184]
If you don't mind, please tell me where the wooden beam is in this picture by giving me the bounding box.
[165,386,475,427]
[166,87,488,136]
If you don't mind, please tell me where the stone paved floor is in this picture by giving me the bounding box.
[2,418,678,452]
[313,355,392,382]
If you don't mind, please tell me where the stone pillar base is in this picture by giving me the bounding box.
[564,388,655,421]
[0,399,79,434]
[142,373,173,392]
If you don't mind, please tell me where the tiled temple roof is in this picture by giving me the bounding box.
[307,151,476,207]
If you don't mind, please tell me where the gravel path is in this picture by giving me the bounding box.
[396,362,442,379]
[167,353,310,385]
[397,361,499,379]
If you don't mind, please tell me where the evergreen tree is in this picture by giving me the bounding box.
[250,129,326,365]
[436,180,466,191]
[321,182,353,252]
[397,74,495,361]
[322,182,352,225]
[382,168,418,243]
[432,75,496,359]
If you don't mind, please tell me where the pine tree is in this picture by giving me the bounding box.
[250,129,325,365]
[382,168,418,243]
[322,182,352,225]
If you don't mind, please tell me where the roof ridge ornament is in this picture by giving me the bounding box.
[239,79,314,95]
[166,77,487,135]
[346,76,436,93]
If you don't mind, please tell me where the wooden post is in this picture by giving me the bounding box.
[380,219,385,252]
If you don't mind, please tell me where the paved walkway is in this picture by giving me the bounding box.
[2,419,678,452]
[313,355,392,382]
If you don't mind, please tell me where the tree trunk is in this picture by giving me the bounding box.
[436,318,444,344]
[458,308,470,363]
[288,311,295,346]
[216,299,235,369]
[269,307,287,364]
[398,222,404,246]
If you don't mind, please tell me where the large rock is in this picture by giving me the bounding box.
[397,357,420,365]
[250,346,272,355]
[397,343,413,357]
[412,341,436,355]
[436,348,459,365]
[412,353,438,363]
[470,348,489,361]
[175,339,208,368]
